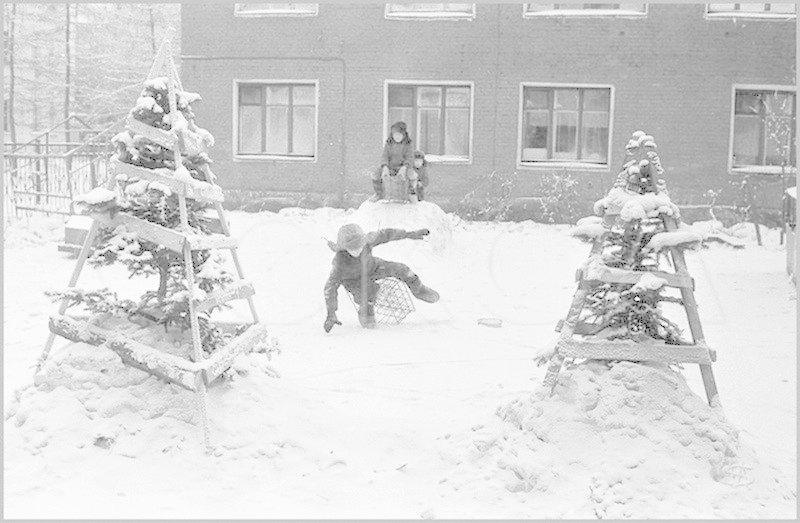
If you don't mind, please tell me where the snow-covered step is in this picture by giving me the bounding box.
[558,337,713,365]
[125,115,178,149]
[195,280,255,313]
[113,159,224,203]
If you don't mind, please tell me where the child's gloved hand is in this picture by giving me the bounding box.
[381,165,390,177]
[408,229,430,239]
[324,312,342,333]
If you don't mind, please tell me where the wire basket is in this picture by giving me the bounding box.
[348,277,415,325]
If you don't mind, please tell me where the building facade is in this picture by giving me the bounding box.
[181,3,796,217]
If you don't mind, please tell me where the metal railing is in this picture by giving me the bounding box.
[4,115,123,223]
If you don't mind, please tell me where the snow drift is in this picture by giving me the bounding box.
[351,200,454,252]
[441,361,795,519]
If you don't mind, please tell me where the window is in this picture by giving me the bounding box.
[524,3,647,16]
[385,4,476,19]
[236,82,317,159]
[519,86,611,166]
[707,3,795,17]
[731,88,796,173]
[386,83,472,161]
[234,4,318,17]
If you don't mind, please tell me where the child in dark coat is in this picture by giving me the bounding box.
[324,223,439,332]
[372,121,417,200]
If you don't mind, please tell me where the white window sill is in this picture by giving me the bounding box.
[517,161,610,171]
[730,165,797,175]
[706,12,795,20]
[524,10,647,18]
[234,154,317,162]
[385,13,475,21]
[234,11,318,18]
[425,155,471,164]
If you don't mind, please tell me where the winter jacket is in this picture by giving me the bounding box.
[381,141,414,174]
[324,228,412,313]
[416,164,429,187]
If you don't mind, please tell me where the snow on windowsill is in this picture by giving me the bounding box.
[234,10,318,18]
[730,165,797,175]
[517,161,610,171]
[706,12,795,20]
[385,12,475,21]
[425,155,472,165]
[233,154,317,163]
[524,9,647,18]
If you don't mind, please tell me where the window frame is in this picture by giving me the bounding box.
[728,84,797,175]
[384,4,476,21]
[522,3,648,18]
[705,3,796,20]
[233,3,319,17]
[516,82,615,171]
[232,79,319,162]
[383,80,475,165]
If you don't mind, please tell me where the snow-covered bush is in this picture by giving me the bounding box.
[455,170,518,221]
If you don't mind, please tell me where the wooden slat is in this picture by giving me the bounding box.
[48,315,108,346]
[201,323,268,384]
[112,159,224,203]
[196,280,255,313]
[106,335,200,392]
[557,337,713,365]
[125,116,178,149]
[187,233,239,251]
[112,159,186,197]
[579,265,694,290]
[93,212,187,253]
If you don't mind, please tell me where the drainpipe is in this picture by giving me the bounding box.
[181,55,348,207]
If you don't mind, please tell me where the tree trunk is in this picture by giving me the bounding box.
[148,5,157,56]
[7,3,17,142]
[157,260,169,304]
[64,3,71,141]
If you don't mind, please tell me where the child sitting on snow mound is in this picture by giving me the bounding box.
[371,121,418,201]
[323,223,440,332]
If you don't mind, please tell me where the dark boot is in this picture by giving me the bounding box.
[358,302,376,328]
[372,178,383,200]
[407,275,440,303]
[416,185,425,201]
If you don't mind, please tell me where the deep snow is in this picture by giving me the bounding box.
[3,208,797,519]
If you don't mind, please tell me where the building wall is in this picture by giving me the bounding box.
[181,3,796,213]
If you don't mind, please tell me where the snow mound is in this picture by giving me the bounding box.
[443,362,795,518]
[3,214,66,248]
[7,332,281,459]
[351,200,455,252]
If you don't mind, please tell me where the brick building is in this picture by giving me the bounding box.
[181,3,796,217]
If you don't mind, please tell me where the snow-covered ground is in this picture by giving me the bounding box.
[4,208,796,519]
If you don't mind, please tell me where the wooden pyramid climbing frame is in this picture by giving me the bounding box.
[542,135,720,407]
[39,30,266,449]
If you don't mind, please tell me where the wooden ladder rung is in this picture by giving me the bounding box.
[200,323,269,384]
[579,265,694,290]
[196,280,255,313]
[106,335,201,392]
[125,116,178,149]
[558,337,713,365]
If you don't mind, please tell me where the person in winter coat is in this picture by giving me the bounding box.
[412,150,429,201]
[372,121,417,200]
[323,223,439,332]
